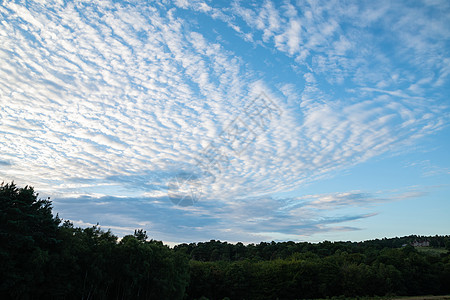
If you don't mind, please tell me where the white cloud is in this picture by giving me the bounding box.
[0,0,448,241]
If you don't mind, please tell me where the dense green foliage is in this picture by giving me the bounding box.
[0,182,60,299]
[0,182,189,300]
[181,243,450,299]
[1,182,449,299]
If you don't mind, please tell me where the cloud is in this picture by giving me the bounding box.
[282,188,428,212]
[0,1,449,242]
[0,160,12,167]
[50,186,430,243]
[51,192,378,243]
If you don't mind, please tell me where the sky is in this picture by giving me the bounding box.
[0,0,449,245]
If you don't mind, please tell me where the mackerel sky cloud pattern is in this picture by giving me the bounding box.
[1,0,449,243]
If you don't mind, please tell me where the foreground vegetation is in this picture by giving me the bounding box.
[1,182,449,299]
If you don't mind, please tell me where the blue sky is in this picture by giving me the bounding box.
[0,0,449,244]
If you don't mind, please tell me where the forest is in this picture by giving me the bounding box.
[1,182,449,300]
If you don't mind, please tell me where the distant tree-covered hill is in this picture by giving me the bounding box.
[176,238,450,299]
[174,235,450,262]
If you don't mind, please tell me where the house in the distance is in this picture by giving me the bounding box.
[411,240,430,247]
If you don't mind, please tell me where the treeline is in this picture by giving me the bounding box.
[176,237,450,299]
[1,182,450,300]
[180,243,450,299]
[174,235,450,262]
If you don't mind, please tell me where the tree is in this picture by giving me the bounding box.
[0,182,60,298]
[134,229,148,241]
